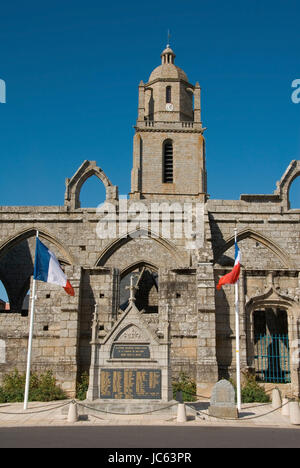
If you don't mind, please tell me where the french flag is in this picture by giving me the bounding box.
[217,241,241,290]
[34,238,75,296]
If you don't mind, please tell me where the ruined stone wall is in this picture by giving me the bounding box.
[159,269,197,380]
[78,267,119,376]
[0,313,29,384]
[0,198,197,394]
[208,195,300,390]
[0,160,299,397]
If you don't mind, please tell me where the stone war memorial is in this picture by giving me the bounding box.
[0,45,299,407]
[209,380,238,419]
[85,277,173,413]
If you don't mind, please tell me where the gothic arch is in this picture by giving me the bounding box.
[246,286,296,315]
[274,160,300,210]
[245,286,299,352]
[64,160,118,210]
[95,227,187,268]
[0,227,74,265]
[120,261,158,278]
[213,228,293,268]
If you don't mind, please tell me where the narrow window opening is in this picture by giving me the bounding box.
[166,86,172,103]
[163,140,173,183]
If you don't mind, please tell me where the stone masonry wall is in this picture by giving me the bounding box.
[0,160,299,397]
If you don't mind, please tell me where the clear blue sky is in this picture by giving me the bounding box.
[0,0,299,299]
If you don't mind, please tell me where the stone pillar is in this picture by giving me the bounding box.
[137,81,145,122]
[196,263,218,396]
[87,305,100,401]
[290,315,300,398]
[239,269,248,370]
[194,82,201,123]
[130,133,142,198]
[58,265,82,397]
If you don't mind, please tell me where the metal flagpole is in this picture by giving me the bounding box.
[234,228,242,412]
[24,230,39,410]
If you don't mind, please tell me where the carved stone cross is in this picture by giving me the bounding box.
[126,275,139,303]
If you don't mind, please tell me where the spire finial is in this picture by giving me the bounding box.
[161,34,176,65]
[167,29,171,48]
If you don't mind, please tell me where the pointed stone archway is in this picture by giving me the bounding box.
[64,160,118,210]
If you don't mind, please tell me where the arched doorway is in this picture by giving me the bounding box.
[253,308,291,383]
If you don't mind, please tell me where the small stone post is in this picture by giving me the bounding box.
[289,401,300,425]
[67,401,78,423]
[271,388,282,410]
[177,403,187,423]
[281,398,290,416]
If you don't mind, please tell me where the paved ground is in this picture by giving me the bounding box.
[0,399,298,428]
[1,425,300,448]
[0,400,299,448]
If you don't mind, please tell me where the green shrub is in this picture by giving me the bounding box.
[0,369,67,403]
[241,374,270,403]
[76,371,89,401]
[231,374,270,404]
[172,372,197,402]
[0,385,7,403]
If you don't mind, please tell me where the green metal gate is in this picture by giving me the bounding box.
[254,334,291,383]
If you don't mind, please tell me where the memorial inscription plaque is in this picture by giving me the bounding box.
[100,369,162,399]
[111,344,150,359]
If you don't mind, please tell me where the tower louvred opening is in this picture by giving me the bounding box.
[163,141,173,183]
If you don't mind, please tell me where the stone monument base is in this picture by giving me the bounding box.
[208,405,238,419]
[63,399,197,421]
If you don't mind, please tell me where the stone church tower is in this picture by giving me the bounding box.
[131,45,207,201]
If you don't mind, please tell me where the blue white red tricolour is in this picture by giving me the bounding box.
[216,241,241,290]
[34,238,75,296]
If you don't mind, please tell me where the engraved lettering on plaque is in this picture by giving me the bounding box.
[100,369,161,399]
[111,344,150,359]
[124,370,134,399]
[136,371,147,396]
[100,370,112,398]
